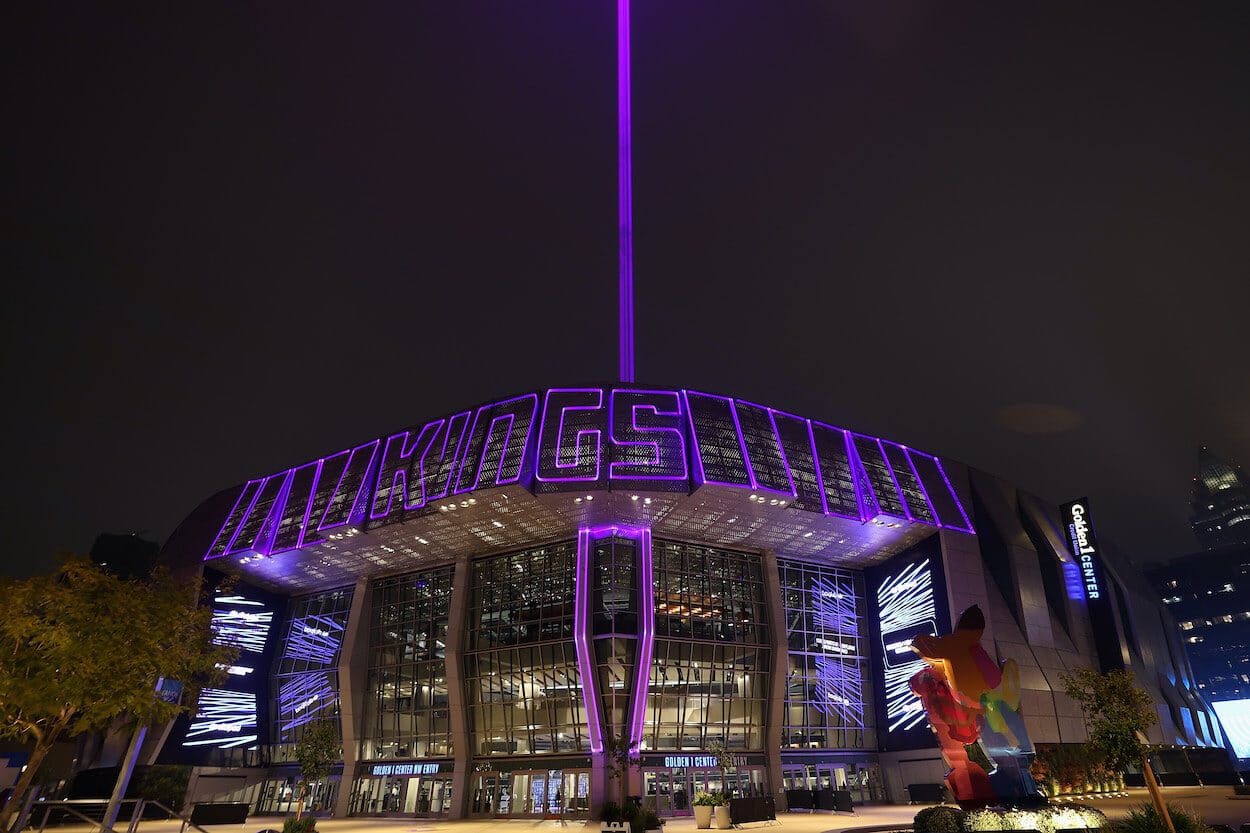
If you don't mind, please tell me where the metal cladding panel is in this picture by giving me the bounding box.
[271,461,320,555]
[882,442,936,525]
[686,391,752,488]
[908,452,974,533]
[772,411,824,514]
[735,401,794,496]
[453,394,539,494]
[851,434,908,520]
[534,388,610,493]
[317,440,380,532]
[607,389,689,489]
[206,480,262,559]
[811,422,860,520]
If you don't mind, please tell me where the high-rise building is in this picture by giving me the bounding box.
[1190,447,1250,550]
[1147,543,1250,763]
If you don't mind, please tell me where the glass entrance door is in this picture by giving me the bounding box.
[473,773,502,814]
[426,775,453,814]
[644,769,685,816]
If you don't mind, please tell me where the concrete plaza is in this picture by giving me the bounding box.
[33,786,1237,833]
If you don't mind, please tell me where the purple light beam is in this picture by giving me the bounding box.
[618,0,635,383]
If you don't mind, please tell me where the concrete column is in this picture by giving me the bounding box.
[760,549,788,808]
[332,576,372,819]
[445,553,472,819]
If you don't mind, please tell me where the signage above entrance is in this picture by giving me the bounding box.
[369,762,442,777]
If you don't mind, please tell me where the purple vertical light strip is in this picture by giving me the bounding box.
[573,528,605,753]
[618,0,635,383]
[628,528,654,747]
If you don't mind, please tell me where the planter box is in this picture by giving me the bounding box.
[693,806,713,828]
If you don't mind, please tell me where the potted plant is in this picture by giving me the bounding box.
[637,807,663,833]
[281,818,316,833]
[693,792,716,829]
[600,800,625,831]
[714,792,733,830]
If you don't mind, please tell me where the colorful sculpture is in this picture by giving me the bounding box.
[910,605,1043,809]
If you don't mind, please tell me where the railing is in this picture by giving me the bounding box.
[22,798,214,833]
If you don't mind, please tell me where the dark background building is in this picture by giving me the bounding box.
[1144,449,1250,763]
[1190,448,1250,551]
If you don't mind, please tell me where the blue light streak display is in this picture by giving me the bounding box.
[877,558,938,733]
[865,537,951,750]
[183,689,258,748]
[182,579,278,753]
[811,575,863,726]
[211,595,274,654]
[274,589,353,742]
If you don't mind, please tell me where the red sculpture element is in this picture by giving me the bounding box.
[910,605,1042,809]
[909,666,994,803]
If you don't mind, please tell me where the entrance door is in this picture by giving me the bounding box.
[566,770,591,816]
[473,774,499,814]
[427,776,453,815]
[644,770,680,816]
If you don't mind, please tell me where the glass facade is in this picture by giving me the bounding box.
[323,534,883,817]
[778,560,873,750]
[272,586,354,759]
[467,541,590,756]
[643,539,770,751]
[362,567,454,759]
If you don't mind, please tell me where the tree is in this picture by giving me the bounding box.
[604,729,641,807]
[292,720,340,820]
[0,557,234,831]
[707,739,735,799]
[1060,667,1174,833]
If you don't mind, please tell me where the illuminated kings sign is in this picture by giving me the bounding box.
[205,386,974,561]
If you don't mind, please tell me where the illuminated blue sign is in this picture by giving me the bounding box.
[370,762,442,776]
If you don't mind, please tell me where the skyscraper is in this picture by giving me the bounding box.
[1190,447,1250,550]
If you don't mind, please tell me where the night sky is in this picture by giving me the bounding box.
[4,2,1248,579]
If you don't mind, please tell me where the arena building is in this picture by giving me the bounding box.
[147,384,1225,817]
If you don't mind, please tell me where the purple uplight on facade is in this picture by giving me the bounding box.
[573,528,605,752]
[617,0,635,384]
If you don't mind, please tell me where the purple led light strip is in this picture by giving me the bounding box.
[573,528,605,752]
[618,0,635,383]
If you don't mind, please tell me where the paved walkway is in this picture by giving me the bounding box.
[30,787,1250,833]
